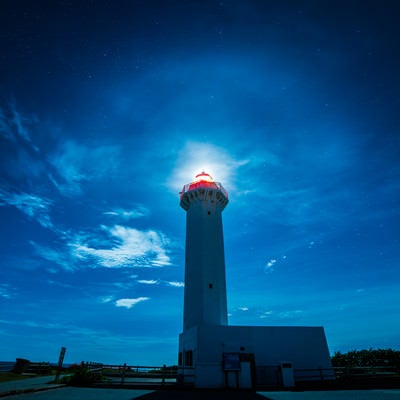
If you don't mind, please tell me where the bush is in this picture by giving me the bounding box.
[332,348,400,368]
[64,368,103,387]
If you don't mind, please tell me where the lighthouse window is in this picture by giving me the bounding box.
[207,211,211,215]
[209,283,213,289]
[185,350,193,366]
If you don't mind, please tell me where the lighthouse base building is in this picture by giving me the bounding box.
[177,173,333,388]
[179,325,333,388]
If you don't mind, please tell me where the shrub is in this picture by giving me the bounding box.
[64,368,102,387]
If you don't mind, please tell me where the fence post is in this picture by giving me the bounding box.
[162,364,166,385]
[121,363,127,384]
[55,347,66,383]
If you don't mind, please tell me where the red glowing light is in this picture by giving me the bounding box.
[187,171,218,192]
[180,171,228,200]
[193,171,214,183]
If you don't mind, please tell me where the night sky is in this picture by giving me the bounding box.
[1,1,399,366]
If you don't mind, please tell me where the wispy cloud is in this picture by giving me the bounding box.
[99,296,114,303]
[0,102,39,150]
[0,188,53,229]
[104,206,150,220]
[29,221,173,272]
[265,258,277,273]
[30,241,75,271]
[50,140,120,196]
[0,284,14,299]
[72,225,171,268]
[0,318,65,330]
[135,280,184,287]
[166,281,184,288]
[259,311,273,319]
[115,297,150,309]
[137,279,159,285]
[278,310,304,319]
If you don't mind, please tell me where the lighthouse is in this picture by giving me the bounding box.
[177,172,333,388]
[180,172,229,330]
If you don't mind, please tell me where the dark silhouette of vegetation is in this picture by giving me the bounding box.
[332,348,400,368]
[63,368,104,386]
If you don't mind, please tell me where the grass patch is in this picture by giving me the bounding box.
[0,373,33,383]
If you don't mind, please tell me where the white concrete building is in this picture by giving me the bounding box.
[178,172,333,388]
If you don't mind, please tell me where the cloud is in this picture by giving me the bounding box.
[259,311,273,319]
[0,189,53,229]
[29,221,173,272]
[49,140,120,196]
[265,259,277,273]
[166,281,185,288]
[104,206,150,220]
[115,297,150,309]
[137,280,159,285]
[30,241,75,271]
[99,296,114,303]
[238,307,249,311]
[0,319,64,330]
[279,310,304,319]
[0,284,14,299]
[0,102,38,149]
[137,280,184,287]
[72,225,171,268]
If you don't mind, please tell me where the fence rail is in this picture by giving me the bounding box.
[294,366,399,382]
[83,362,179,386]
[334,366,400,376]
[78,362,400,388]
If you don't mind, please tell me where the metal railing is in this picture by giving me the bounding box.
[294,366,399,382]
[294,367,336,382]
[180,181,228,200]
[83,363,179,386]
[333,366,400,378]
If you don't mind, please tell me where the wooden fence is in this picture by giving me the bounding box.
[79,362,399,388]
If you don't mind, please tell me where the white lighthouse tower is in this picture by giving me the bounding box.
[180,172,229,330]
[178,172,333,388]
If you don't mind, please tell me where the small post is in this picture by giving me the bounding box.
[162,364,166,384]
[55,347,66,383]
[121,363,127,384]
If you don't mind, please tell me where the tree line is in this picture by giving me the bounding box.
[331,348,400,368]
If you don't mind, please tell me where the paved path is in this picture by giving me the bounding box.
[3,388,400,400]
[4,387,153,399]
[260,390,400,400]
[0,376,64,396]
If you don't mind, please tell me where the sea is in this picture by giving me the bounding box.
[0,361,73,372]
[0,361,15,372]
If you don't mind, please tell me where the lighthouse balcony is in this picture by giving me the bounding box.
[180,181,228,201]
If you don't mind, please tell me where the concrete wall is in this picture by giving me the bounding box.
[198,325,332,369]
